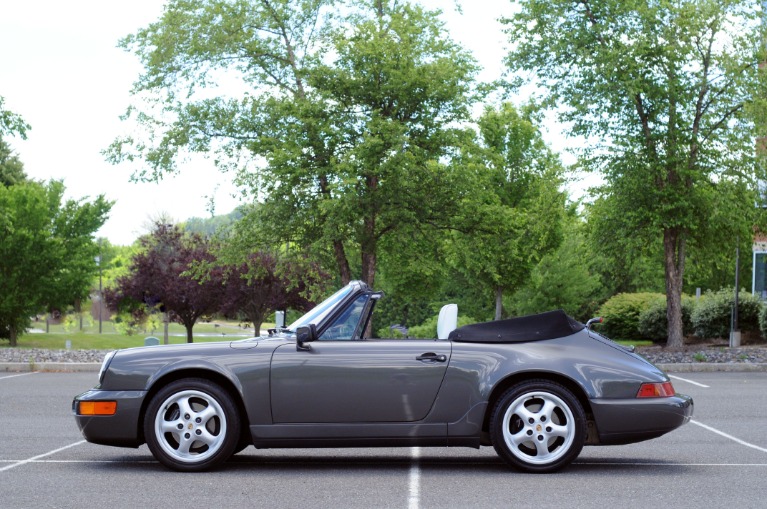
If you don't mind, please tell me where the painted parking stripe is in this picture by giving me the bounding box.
[669,375,709,388]
[0,372,37,381]
[0,440,86,473]
[692,420,767,453]
[409,447,420,509]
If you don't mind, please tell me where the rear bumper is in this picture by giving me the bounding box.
[72,389,147,448]
[590,393,693,445]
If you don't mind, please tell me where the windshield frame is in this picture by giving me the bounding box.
[286,284,355,332]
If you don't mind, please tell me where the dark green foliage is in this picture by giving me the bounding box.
[0,137,27,186]
[637,297,695,343]
[757,305,767,339]
[597,293,665,341]
[691,289,762,340]
[402,314,477,340]
[508,215,606,322]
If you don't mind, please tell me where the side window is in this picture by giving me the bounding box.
[320,294,370,340]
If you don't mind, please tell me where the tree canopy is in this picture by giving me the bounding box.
[109,223,225,343]
[0,96,29,140]
[448,102,566,319]
[0,180,112,345]
[107,0,479,291]
[504,0,767,346]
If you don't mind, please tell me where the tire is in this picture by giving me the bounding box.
[144,378,241,472]
[490,379,586,473]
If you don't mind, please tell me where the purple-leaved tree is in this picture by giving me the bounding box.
[219,252,322,336]
[109,223,224,343]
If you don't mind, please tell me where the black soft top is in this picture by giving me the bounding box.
[448,309,584,343]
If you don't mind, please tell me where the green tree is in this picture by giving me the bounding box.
[509,211,605,322]
[0,96,29,139]
[107,0,478,290]
[0,181,111,345]
[505,0,767,346]
[1,96,30,187]
[448,103,566,319]
[0,137,27,186]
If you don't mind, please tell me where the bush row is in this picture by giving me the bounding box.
[597,289,765,342]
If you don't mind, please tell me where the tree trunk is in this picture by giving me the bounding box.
[247,310,266,337]
[334,240,352,285]
[494,286,503,321]
[361,251,376,288]
[663,228,686,347]
[185,323,194,343]
[9,325,18,347]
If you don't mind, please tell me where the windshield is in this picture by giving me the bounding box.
[287,285,354,331]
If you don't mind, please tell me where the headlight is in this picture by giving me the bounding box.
[98,351,116,386]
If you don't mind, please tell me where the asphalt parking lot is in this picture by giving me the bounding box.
[1,371,766,509]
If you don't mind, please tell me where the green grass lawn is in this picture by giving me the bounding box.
[11,319,265,350]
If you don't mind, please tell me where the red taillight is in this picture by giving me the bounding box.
[637,382,675,398]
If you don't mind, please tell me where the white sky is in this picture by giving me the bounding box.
[2,0,577,246]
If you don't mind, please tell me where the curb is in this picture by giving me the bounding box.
[2,361,767,374]
[0,362,101,373]
[655,362,767,373]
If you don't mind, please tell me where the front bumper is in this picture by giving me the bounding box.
[589,393,693,445]
[72,389,147,448]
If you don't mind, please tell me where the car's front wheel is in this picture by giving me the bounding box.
[144,378,240,472]
[490,380,586,473]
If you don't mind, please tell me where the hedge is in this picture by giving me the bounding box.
[637,297,695,343]
[597,293,665,341]
[691,289,762,339]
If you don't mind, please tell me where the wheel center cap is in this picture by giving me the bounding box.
[536,424,542,432]
[188,423,194,430]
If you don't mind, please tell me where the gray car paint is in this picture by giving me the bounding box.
[74,281,692,452]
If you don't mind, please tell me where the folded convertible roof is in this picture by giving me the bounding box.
[448,309,585,343]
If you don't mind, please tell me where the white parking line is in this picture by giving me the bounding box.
[574,461,767,467]
[0,440,86,473]
[669,375,709,388]
[408,447,420,509]
[692,420,767,453]
[0,372,37,381]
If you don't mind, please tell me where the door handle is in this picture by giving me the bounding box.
[416,352,447,362]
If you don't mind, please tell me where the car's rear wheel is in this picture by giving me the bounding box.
[490,380,585,473]
[144,378,240,472]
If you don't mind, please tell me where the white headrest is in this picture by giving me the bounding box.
[437,304,458,340]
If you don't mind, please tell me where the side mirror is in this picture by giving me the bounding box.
[296,324,317,351]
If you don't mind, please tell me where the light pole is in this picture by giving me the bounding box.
[95,253,102,334]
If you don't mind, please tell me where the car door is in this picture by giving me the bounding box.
[270,339,452,423]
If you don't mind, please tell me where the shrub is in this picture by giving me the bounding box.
[403,314,478,339]
[637,297,695,343]
[691,289,762,340]
[597,293,665,341]
[759,305,767,339]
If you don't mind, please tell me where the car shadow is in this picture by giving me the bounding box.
[83,450,693,475]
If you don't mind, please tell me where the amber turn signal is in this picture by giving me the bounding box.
[78,401,117,415]
[636,382,675,398]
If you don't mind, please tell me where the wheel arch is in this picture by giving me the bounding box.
[137,368,250,445]
[482,371,594,435]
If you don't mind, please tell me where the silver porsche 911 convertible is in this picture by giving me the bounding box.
[73,280,692,473]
